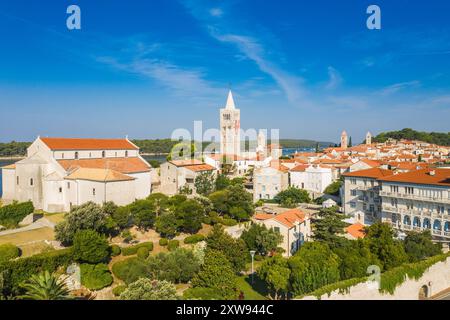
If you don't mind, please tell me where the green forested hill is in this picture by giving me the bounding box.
[0,138,334,156]
[373,128,450,146]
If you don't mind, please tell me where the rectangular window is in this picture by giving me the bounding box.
[16,176,19,185]
[67,182,70,189]
[59,187,62,193]
[93,188,96,196]
[351,190,357,196]
[350,202,356,208]
[274,227,280,233]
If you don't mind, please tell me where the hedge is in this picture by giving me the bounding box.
[0,201,34,228]
[0,244,20,263]
[159,238,168,246]
[112,285,127,297]
[110,245,121,257]
[121,242,153,256]
[0,248,74,296]
[80,263,113,291]
[167,240,180,251]
[184,234,205,244]
[220,218,238,227]
[111,257,149,285]
[136,247,149,260]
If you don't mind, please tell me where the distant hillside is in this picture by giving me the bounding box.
[0,138,335,157]
[373,128,450,146]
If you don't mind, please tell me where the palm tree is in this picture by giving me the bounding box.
[20,271,72,300]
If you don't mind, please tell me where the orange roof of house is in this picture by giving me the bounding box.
[255,208,307,228]
[290,164,309,172]
[170,159,203,167]
[346,223,366,239]
[1,164,16,170]
[65,167,134,182]
[207,154,246,161]
[360,159,382,168]
[184,164,216,172]
[40,137,138,150]
[270,161,289,172]
[378,168,450,187]
[343,167,393,179]
[58,157,151,174]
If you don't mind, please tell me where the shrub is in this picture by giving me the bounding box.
[167,240,180,251]
[183,287,223,300]
[184,234,205,244]
[159,238,168,246]
[111,257,149,285]
[80,263,113,291]
[0,244,20,263]
[120,278,178,300]
[122,242,153,256]
[0,248,73,297]
[137,247,150,260]
[0,201,34,228]
[220,218,238,226]
[112,285,127,297]
[110,245,121,257]
[73,230,110,264]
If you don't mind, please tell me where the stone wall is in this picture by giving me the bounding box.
[301,256,450,300]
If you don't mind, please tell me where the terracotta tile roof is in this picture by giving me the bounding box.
[378,168,450,187]
[58,157,151,174]
[270,161,289,172]
[273,208,306,228]
[254,213,275,220]
[65,167,134,182]
[346,223,366,239]
[343,167,393,179]
[1,164,16,170]
[184,164,216,172]
[40,137,138,150]
[290,164,309,172]
[360,159,382,168]
[169,159,203,167]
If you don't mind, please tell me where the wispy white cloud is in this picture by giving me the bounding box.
[379,80,421,96]
[209,8,223,17]
[325,66,343,90]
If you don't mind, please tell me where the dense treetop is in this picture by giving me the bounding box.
[373,128,450,146]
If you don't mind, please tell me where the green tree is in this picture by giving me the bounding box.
[288,242,341,296]
[175,199,204,234]
[332,239,380,280]
[102,201,118,216]
[194,171,216,196]
[258,255,291,300]
[241,224,283,256]
[311,207,349,247]
[111,206,131,230]
[208,190,229,214]
[274,187,311,207]
[191,249,237,300]
[120,278,178,300]
[215,174,231,191]
[54,202,109,245]
[365,222,408,271]
[323,180,342,196]
[129,199,157,230]
[73,230,110,264]
[155,213,179,238]
[20,271,71,300]
[147,193,170,217]
[206,225,247,273]
[403,231,442,262]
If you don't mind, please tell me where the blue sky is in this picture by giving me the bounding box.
[0,0,449,143]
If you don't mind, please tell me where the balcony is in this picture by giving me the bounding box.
[379,191,450,204]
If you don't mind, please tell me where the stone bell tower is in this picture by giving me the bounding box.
[220,90,241,155]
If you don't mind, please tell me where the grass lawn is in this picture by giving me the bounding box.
[0,227,55,246]
[43,212,66,224]
[236,276,268,300]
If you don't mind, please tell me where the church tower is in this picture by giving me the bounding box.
[366,131,372,145]
[256,130,266,155]
[220,90,241,155]
[340,130,348,149]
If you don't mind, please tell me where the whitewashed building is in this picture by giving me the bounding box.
[1,137,152,212]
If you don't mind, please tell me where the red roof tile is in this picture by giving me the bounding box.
[41,137,138,150]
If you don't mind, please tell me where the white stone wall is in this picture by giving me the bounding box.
[128,171,151,199]
[1,168,15,201]
[160,162,179,195]
[253,167,288,202]
[301,256,450,300]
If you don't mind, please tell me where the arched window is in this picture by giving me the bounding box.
[74,152,79,159]
[102,151,106,158]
